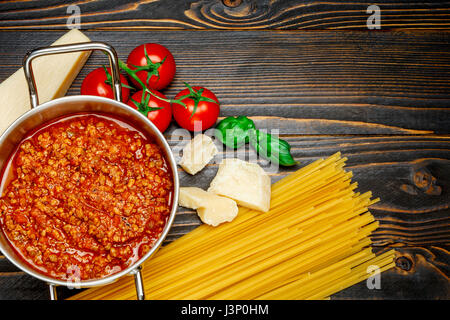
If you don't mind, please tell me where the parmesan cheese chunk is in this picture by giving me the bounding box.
[179,187,238,227]
[179,134,218,175]
[208,159,271,212]
[0,29,91,135]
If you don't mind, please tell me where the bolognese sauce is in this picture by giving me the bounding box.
[0,113,173,281]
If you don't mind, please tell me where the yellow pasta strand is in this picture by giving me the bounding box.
[69,152,396,300]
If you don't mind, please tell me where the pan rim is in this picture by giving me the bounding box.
[0,95,179,288]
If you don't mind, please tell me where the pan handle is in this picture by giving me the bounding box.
[130,265,145,300]
[23,41,123,109]
[49,283,58,300]
[47,266,146,300]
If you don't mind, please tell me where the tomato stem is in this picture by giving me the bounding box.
[114,55,217,116]
[183,82,219,119]
[130,91,163,117]
[117,58,187,107]
[102,65,133,90]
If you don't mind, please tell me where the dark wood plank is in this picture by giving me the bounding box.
[0,135,449,299]
[332,246,450,299]
[1,30,449,134]
[1,0,450,30]
[0,272,49,300]
[0,29,448,299]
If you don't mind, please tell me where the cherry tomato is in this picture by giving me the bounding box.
[126,43,176,91]
[172,86,220,132]
[81,67,131,102]
[127,90,172,133]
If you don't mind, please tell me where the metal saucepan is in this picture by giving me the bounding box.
[0,42,179,300]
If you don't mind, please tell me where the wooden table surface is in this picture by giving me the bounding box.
[0,0,449,300]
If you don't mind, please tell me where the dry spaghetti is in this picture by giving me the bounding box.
[70,152,396,300]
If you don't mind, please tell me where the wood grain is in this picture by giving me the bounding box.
[0,134,449,299]
[1,30,449,134]
[166,134,450,245]
[0,29,449,299]
[1,0,450,30]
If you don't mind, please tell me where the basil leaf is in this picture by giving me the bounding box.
[216,116,256,149]
[215,116,298,167]
[249,129,298,166]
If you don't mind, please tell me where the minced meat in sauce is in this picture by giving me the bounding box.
[0,113,173,281]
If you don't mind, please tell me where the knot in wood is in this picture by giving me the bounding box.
[413,168,442,196]
[222,0,243,8]
[396,256,413,271]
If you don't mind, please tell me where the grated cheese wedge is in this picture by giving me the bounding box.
[179,134,218,175]
[179,187,238,227]
[208,158,271,212]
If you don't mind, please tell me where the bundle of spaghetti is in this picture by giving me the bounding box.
[70,152,396,300]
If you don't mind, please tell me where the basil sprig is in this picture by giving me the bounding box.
[249,129,298,166]
[216,116,256,149]
[216,116,298,167]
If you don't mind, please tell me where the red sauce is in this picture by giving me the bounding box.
[0,113,173,281]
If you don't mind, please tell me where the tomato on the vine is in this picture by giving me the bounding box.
[126,43,176,91]
[172,84,220,132]
[127,90,172,133]
[80,66,131,102]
